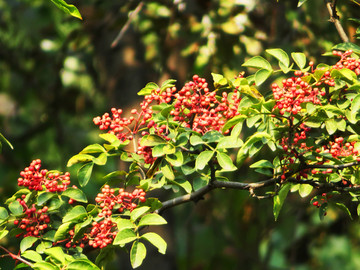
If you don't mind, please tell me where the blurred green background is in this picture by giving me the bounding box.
[0,0,360,269]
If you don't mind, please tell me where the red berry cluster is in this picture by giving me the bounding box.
[332,50,360,75]
[322,137,359,158]
[14,196,50,237]
[81,186,147,249]
[87,217,117,249]
[18,159,71,192]
[95,186,146,215]
[170,75,241,134]
[61,186,146,249]
[93,75,242,165]
[272,77,323,115]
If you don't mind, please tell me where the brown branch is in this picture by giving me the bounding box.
[156,169,360,214]
[156,177,279,214]
[325,0,349,42]
[111,2,144,48]
[0,246,34,268]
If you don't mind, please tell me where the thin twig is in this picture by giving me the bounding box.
[0,246,34,268]
[111,2,144,48]
[306,161,360,169]
[325,0,349,42]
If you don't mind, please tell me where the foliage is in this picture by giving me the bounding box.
[1,42,360,267]
[1,0,360,269]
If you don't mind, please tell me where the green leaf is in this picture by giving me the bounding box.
[0,207,9,220]
[160,162,175,180]
[335,202,352,219]
[222,115,247,134]
[9,200,23,216]
[37,192,55,206]
[291,52,306,69]
[67,259,101,270]
[250,160,274,169]
[93,152,107,165]
[246,114,262,128]
[153,144,176,157]
[152,144,166,157]
[193,177,209,191]
[103,170,127,181]
[44,247,66,265]
[254,69,272,86]
[172,178,192,193]
[190,134,204,146]
[62,205,87,223]
[325,119,338,135]
[21,250,43,263]
[130,206,151,222]
[166,152,184,167]
[195,150,214,170]
[266,48,290,67]
[217,137,243,149]
[160,79,177,91]
[115,218,136,231]
[95,247,115,269]
[202,131,223,143]
[77,162,94,187]
[33,261,60,270]
[273,183,291,221]
[67,154,94,167]
[20,236,38,253]
[211,73,228,87]
[332,42,360,54]
[80,144,105,154]
[346,109,358,124]
[254,168,273,176]
[141,232,167,254]
[54,222,73,241]
[138,213,167,227]
[331,68,357,83]
[141,135,166,147]
[137,82,159,96]
[299,184,313,198]
[0,229,8,240]
[297,0,309,7]
[35,240,52,254]
[50,0,82,20]
[62,188,88,203]
[351,93,360,115]
[216,152,237,171]
[242,56,272,71]
[0,132,13,150]
[113,228,137,246]
[239,132,273,156]
[99,133,120,144]
[130,241,147,268]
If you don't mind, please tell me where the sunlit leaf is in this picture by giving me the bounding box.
[50,0,82,20]
[242,56,272,71]
[130,241,146,268]
[141,232,167,254]
[20,236,38,253]
[195,150,214,170]
[266,48,290,67]
[273,183,291,221]
[291,52,306,69]
[216,152,237,171]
